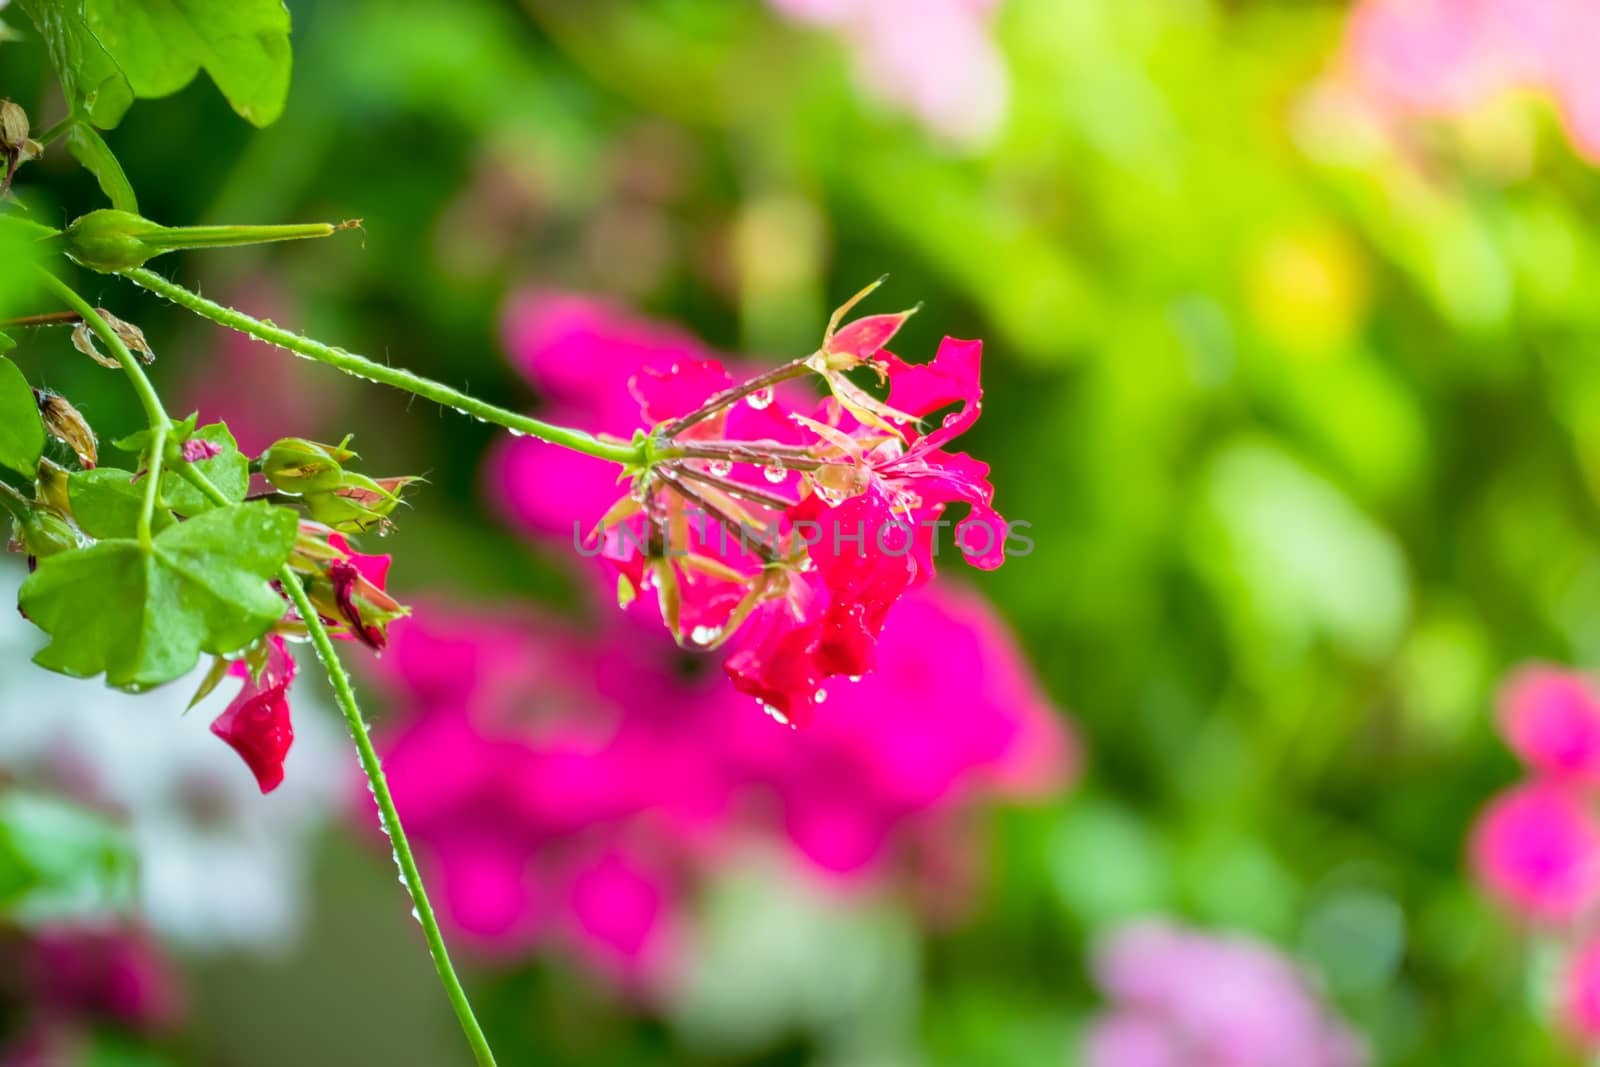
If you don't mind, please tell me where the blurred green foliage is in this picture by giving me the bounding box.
[7,0,1600,1063]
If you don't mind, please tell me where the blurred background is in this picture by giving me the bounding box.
[5,0,1600,1063]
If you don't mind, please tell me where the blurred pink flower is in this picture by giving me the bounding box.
[1563,933,1600,1040]
[1469,781,1600,925]
[1497,666,1600,786]
[1,922,183,1065]
[367,580,1070,980]
[768,0,1009,146]
[179,282,341,456]
[1342,0,1600,161]
[1084,920,1366,1067]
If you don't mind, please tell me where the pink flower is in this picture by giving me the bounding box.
[489,289,1015,725]
[210,635,297,794]
[1498,666,1600,785]
[1562,933,1600,1040]
[1085,920,1366,1067]
[179,438,221,463]
[1469,781,1600,924]
[24,923,183,1032]
[767,0,1009,146]
[1341,0,1600,162]
[365,580,1073,977]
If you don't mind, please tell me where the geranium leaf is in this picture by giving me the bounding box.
[84,0,292,127]
[162,421,249,515]
[19,500,296,690]
[0,355,44,477]
[67,467,174,538]
[14,0,135,128]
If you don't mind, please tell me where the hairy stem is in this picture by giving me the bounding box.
[278,568,500,1067]
[59,265,499,1065]
[660,356,813,437]
[123,267,642,466]
[38,272,165,547]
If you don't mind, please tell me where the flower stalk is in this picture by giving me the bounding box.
[55,271,499,1067]
[121,267,644,467]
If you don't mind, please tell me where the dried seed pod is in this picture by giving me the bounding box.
[33,389,99,469]
[71,308,156,368]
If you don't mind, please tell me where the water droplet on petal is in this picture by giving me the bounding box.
[746,387,774,410]
[847,674,863,683]
[690,624,722,646]
[814,687,827,703]
[707,459,733,478]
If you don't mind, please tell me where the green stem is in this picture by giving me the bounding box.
[37,272,165,547]
[279,567,500,1067]
[49,264,497,1065]
[122,268,643,466]
[186,459,501,1067]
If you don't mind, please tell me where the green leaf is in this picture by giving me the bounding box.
[68,467,174,538]
[163,421,249,514]
[0,355,45,476]
[85,0,293,127]
[19,500,296,690]
[0,790,133,922]
[65,120,139,211]
[0,330,14,353]
[15,0,136,128]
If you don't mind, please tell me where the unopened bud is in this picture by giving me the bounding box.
[63,209,360,273]
[0,99,29,152]
[33,390,98,470]
[13,505,87,560]
[260,437,357,493]
[303,474,415,533]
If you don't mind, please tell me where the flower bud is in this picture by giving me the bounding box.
[0,99,30,153]
[303,474,415,534]
[260,437,357,494]
[11,504,87,561]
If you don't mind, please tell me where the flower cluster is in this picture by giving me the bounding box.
[1082,920,1366,1067]
[1469,665,1600,1041]
[493,285,1014,726]
[1341,0,1600,162]
[367,584,1070,981]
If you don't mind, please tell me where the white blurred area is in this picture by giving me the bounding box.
[0,561,344,953]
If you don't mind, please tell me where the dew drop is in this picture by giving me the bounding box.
[798,556,816,572]
[814,687,827,703]
[707,459,733,478]
[759,701,791,727]
[690,624,722,646]
[410,906,422,923]
[506,427,528,438]
[763,464,787,484]
[847,674,863,683]
[746,387,774,410]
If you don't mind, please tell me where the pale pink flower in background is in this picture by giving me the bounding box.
[1469,781,1600,925]
[1342,0,1600,161]
[1083,920,1367,1067]
[1497,666,1600,787]
[768,0,1009,146]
